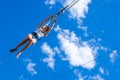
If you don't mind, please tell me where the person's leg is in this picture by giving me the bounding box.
[10,34,30,52]
[16,40,32,58]
[16,35,37,58]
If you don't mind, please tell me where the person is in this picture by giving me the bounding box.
[9,15,56,58]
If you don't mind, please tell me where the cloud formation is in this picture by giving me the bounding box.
[23,58,37,75]
[42,25,108,70]
[27,63,37,75]
[45,0,56,5]
[99,67,104,74]
[89,74,104,80]
[41,43,56,69]
[110,50,117,63]
[44,0,91,23]
[64,0,91,23]
[74,69,85,80]
[55,26,97,69]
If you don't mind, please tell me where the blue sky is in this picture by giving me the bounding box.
[0,0,120,80]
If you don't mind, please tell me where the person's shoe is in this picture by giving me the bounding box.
[9,48,17,53]
[16,52,22,59]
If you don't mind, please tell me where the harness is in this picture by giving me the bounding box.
[31,32,40,40]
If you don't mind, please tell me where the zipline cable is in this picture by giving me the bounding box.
[50,0,120,79]
[0,53,10,64]
[53,47,120,80]
[55,0,80,17]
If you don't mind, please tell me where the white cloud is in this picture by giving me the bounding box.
[23,58,37,76]
[19,75,29,80]
[99,67,104,74]
[78,26,88,31]
[54,25,62,32]
[44,0,91,23]
[89,74,104,80]
[56,27,97,69]
[99,67,110,76]
[73,69,105,80]
[41,43,55,69]
[41,42,55,56]
[44,0,57,9]
[27,63,37,75]
[63,0,91,23]
[43,57,55,69]
[23,58,32,63]
[78,26,88,37]
[54,46,61,54]
[110,50,117,63]
[45,0,56,5]
[74,69,86,80]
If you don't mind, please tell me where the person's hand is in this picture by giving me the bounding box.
[52,16,57,22]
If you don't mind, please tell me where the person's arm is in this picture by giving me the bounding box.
[44,31,49,37]
[49,16,57,30]
[37,15,53,29]
[44,18,57,37]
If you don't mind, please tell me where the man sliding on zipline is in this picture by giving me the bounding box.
[10,0,80,58]
[10,15,56,58]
